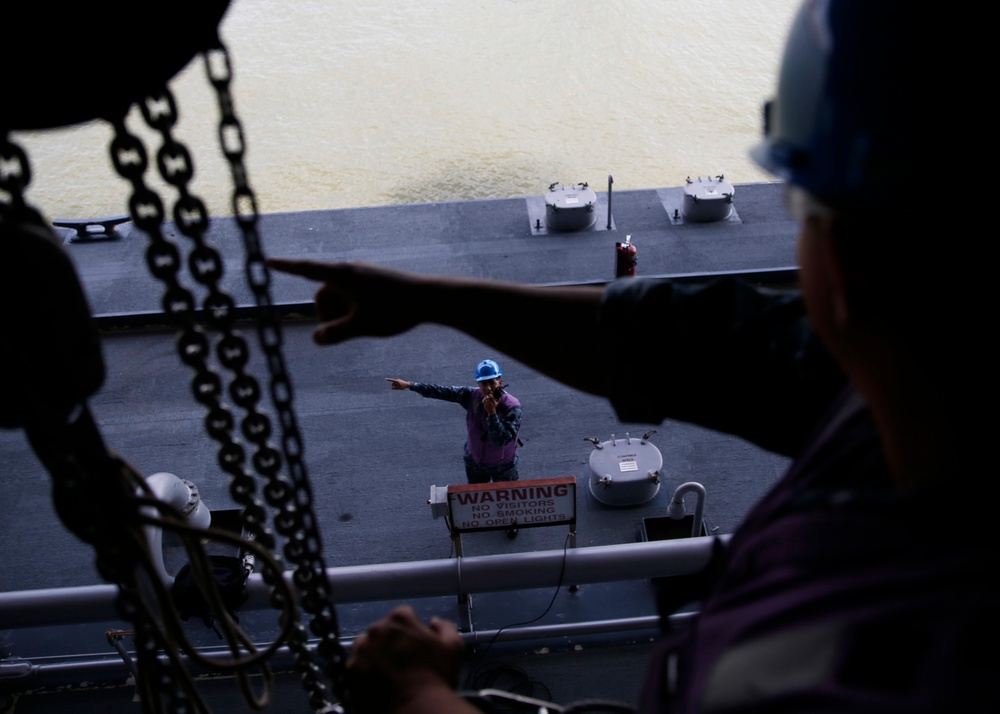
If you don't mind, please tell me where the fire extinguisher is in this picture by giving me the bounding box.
[615,234,637,278]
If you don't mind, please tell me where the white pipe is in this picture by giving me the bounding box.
[0,536,725,629]
[666,482,706,537]
[0,613,699,694]
[141,472,212,583]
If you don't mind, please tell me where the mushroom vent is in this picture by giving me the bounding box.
[544,182,598,232]
[681,176,735,223]
[586,432,662,507]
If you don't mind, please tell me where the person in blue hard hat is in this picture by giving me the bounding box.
[386,358,522,505]
[272,1,991,711]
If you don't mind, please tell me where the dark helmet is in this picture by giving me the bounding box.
[751,0,908,207]
[475,359,502,382]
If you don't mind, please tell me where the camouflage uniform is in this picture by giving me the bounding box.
[409,382,522,485]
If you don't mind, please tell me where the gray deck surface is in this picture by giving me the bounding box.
[1,183,798,711]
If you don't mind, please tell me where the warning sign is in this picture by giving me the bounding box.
[447,476,576,533]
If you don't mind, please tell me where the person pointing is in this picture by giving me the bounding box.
[386,360,522,536]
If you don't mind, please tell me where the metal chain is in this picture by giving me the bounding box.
[108,111,278,554]
[8,49,350,714]
[108,116,274,713]
[204,42,351,712]
[1,132,33,221]
[2,133,195,714]
[108,53,350,711]
[0,133,203,714]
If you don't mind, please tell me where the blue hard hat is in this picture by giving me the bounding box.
[475,359,502,382]
[750,0,907,207]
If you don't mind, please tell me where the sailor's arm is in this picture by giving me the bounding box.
[486,405,521,445]
[404,381,472,406]
[269,260,606,397]
[348,605,478,714]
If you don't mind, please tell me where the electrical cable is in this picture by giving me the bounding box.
[460,532,638,713]
[465,531,572,669]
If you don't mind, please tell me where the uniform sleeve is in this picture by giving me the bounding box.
[409,383,474,409]
[486,405,521,446]
[595,277,846,456]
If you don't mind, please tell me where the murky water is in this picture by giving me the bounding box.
[12,0,799,220]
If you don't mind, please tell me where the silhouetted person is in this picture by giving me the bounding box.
[271,2,990,711]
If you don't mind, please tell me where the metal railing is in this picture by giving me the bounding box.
[1,536,722,629]
[0,536,721,696]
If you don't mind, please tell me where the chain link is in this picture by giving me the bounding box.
[6,43,351,712]
[106,44,350,711]
[3,133,199,714]
[205,42,352,712]
[110,110,279,553]
[0,132,33,220]
[112,112,286,711]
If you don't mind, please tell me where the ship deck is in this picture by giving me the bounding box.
[1,181,798,712]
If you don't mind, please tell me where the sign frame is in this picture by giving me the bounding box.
[445,476,577,534]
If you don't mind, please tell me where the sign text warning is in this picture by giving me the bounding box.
[447,477,576,533]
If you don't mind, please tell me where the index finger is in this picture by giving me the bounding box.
[267,258,340,282]
[427,616,460,641]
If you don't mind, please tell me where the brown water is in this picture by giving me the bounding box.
[12,0,799,220]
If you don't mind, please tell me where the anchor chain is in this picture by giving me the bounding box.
[6,47,350,711]
[106,46,350,711]
[0,134,27,211]
[0,132,41,225]
[205,42,351,710]
[1,144,201,713]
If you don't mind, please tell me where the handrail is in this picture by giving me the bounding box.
[89,267,798,331]
[0,536,725,630]
[0,613,698,695]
